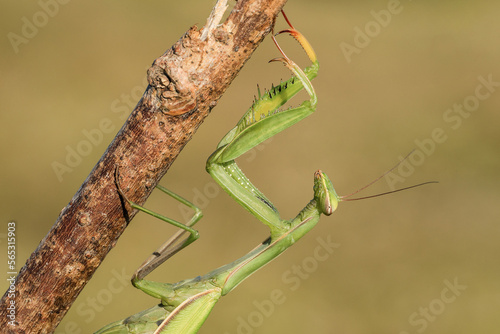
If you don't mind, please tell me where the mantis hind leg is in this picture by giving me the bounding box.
[131,185,202,281]
[115,169,202,281]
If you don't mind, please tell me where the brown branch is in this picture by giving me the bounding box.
[0,0,287,332]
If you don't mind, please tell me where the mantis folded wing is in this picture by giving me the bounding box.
[96,13,336,334]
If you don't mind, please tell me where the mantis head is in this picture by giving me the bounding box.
[313,170,340,216]
[313,152,438,217]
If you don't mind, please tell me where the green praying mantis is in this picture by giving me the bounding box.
[95,12,433,334]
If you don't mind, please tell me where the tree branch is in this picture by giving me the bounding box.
[0,0,287,332]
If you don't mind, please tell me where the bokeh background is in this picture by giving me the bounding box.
[1,1,499,333]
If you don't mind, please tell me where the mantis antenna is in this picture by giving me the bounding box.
[340,151,438,202]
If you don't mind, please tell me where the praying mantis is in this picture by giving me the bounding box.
[95,12,431,334]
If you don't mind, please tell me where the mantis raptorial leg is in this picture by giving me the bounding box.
[96,12,433,334]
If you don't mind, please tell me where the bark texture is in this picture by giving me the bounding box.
[0,0,287,332]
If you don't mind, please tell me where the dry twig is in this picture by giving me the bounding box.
[0,0,287,332]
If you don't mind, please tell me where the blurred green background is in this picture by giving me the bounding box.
[1,1,499,333]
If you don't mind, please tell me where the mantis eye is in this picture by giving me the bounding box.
[313,170,339,216]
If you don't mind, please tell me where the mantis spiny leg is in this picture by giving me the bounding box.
[206,18,319,238]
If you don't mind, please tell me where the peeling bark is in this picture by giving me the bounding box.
[0,0,288,333]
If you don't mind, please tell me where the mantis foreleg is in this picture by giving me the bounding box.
[206,24,319,237]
